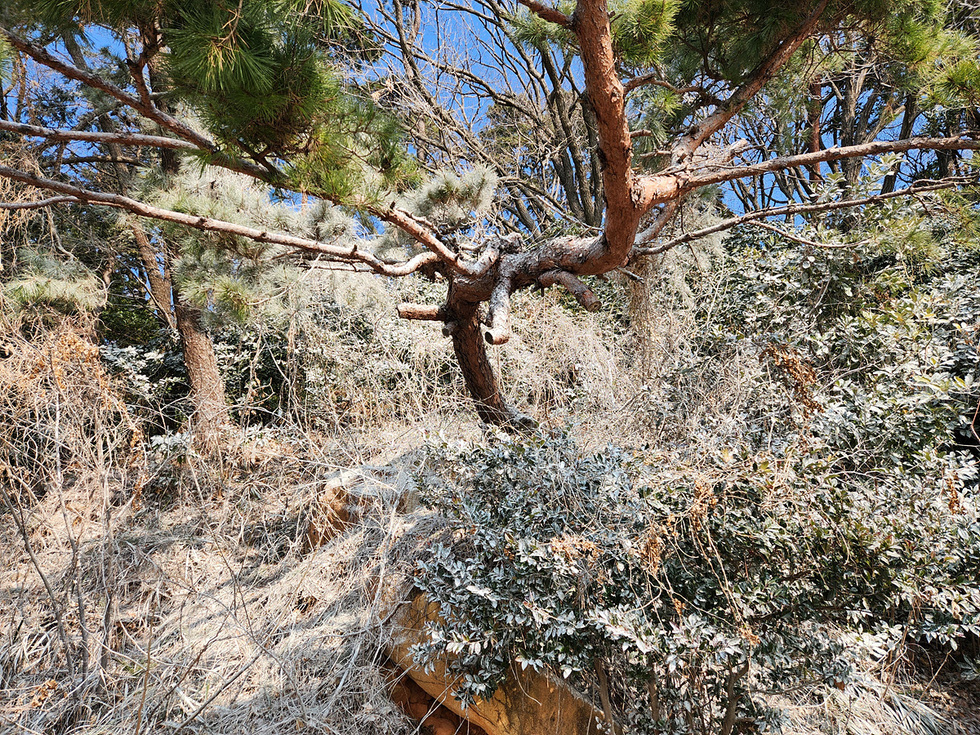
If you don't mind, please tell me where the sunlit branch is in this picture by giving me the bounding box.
[670,0,831,163]
[0,27,215,152]
[0,165,440,278]
[750,220,867,248]
[685,136,980,189]
[635,177,972,254]
[484,274,514,345]
[515,0,572,28]
[0,119,200,152]
[397,303,446,320]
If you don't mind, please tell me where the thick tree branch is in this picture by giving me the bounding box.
[637,135,980,208]
[570,0,643,270]
[380,206,473,275]
[538,269,601,311]
[484,273,514,345]
[667,0,831,166]
[516,0,572,28]
[0,165,440,277]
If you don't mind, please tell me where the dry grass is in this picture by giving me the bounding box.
[0,322,461,734]
[2,297,977,734]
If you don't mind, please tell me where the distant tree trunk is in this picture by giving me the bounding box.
[62,30,230,444]
[131,223,176,329]
[173,292,229,447]
[806,81,823,184]
[145,41,229,447]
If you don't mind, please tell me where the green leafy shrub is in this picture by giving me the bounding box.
[412,200,980,732]
[413,433,978,734]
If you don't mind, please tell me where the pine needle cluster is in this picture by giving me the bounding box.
[2,247,106,317]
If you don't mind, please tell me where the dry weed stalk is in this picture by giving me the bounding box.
[0,325,450,733]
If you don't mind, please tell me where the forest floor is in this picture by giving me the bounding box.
[2,419,979,735]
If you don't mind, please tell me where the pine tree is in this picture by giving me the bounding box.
[1,0,978,427]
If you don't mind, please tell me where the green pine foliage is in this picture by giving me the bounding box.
[611,0,681,68]
[145,169,305,325]
[2,247,106,316]
[373,167,499,255]
[165,2,338,153]
[18,0,417,202]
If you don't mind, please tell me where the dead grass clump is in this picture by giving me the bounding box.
[1,391,452,735]
[501,289,625,424]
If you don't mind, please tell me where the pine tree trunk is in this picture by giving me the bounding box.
[131,224,176,329]
[450,303,532,429]
[173,294,229,448]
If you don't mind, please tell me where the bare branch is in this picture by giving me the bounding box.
[0,196,81,210]
[634,199,683,246]
[0,27,278,184]
[623,75,720,106]
[686,135,980,190]
[0,165,440,278]
[0,27,215,152]
[0,119,200,152]
[636,178,972,254]
[380,206,471,274]
[750,220,866,248]
[637,134,979,210]
[46,155,146,168]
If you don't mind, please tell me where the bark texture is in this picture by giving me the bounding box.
[449,302,532,428]
[173,296,230,449]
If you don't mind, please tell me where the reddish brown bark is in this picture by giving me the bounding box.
[449,301,531,428]
[173,296,230,448]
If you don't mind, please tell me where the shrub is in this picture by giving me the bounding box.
[413,433,979,734]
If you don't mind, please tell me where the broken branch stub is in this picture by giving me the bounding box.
[484,276,514,345]
[396,303,445,321]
